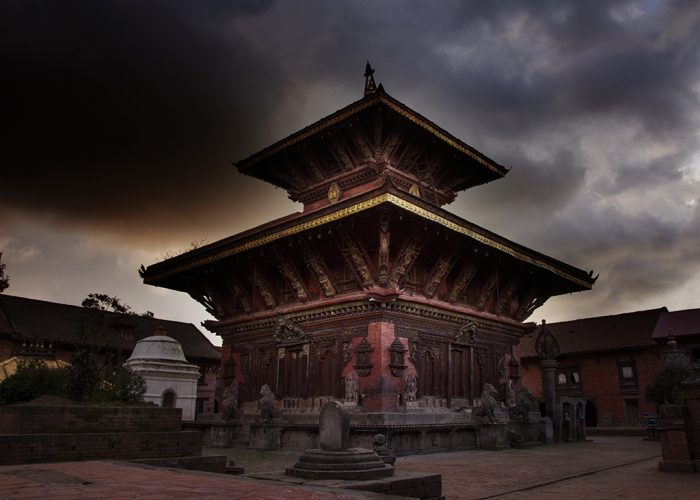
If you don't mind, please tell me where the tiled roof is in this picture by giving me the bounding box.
[652,309,700,339]
[518,308,667,359]
[0,294,220,362]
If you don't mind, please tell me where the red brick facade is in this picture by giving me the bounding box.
[518,308,700,428]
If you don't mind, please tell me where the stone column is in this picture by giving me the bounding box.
[540,359,558,421]
[534,320,561,441]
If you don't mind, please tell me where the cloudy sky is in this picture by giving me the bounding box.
[2,0,700,345]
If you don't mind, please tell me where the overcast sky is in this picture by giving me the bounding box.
[2,0,699,345]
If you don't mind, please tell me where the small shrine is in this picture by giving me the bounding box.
[141,63,595,450]
[126,326,200,420]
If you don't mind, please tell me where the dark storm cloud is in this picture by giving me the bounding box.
[2,0,700,316]
[1,0,289,240]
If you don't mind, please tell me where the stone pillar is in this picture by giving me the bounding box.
[359,322,404,412]
[540,359,558,421]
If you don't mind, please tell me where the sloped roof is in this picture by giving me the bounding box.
[0,295,219,362]
[652,308,700,339]
[518,308,667,359]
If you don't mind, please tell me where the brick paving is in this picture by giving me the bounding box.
[2,436,699,499]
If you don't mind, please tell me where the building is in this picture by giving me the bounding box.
[0,294,220,415]
[141,64,595,418]
[518,308,670,428]
[126,327,201,420]
[652,308,700,364]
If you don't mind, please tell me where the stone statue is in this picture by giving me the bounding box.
[258,383,280,421]
[373,433,395,465]
[221,379,239,421]
[472,382,499,423]
[508,384,536,422]
[344,369,359,403]
[402,371,417,404]
[575,401,585,441]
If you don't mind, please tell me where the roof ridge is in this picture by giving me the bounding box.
[0,293,199,329]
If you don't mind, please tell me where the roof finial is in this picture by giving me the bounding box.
[364,61,377,96]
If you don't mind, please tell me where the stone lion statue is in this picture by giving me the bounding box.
[472,382,499,423]
[258,383,280,421]
[508,385,537,422]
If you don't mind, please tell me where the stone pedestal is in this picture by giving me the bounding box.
[478,423,509,450]
[658,405,694,472]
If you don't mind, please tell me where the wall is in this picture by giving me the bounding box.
[519,347,660,427]
[0,405,182,434]
[0,405,202,466]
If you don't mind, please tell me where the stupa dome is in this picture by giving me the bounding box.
[127,325,188,363]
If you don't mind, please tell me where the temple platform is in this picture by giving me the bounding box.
[191,410,545,454]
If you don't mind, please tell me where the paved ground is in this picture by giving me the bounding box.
[1,436,699,499]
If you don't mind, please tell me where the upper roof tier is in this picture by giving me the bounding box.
[236,64,508,209]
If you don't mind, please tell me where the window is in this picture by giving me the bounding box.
[556,367,582,393]
[618,361,638,392]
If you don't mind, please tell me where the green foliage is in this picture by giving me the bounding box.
[1,325,146,406]
[645,364,692,405]
[82,292,153,318]
[0,252,9,293]
[0,360,69,404]
[67,324,100,401]
[82,293,132,314]
[94,358,147,404]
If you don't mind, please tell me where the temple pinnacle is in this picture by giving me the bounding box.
[364,61,377,96]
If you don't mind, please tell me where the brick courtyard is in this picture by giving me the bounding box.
[0,436,698,499]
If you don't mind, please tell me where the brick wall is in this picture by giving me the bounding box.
[0,431,202,465]
[0,405,182,434]
[519,347,660,427]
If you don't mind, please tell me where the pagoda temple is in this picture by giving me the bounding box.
[141,64,595,421]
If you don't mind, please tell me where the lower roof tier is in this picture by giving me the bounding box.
[142,184,595,325]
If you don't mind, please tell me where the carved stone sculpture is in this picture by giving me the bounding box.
[508,384,537,422]
[221,379,239,421]
[258,383,280,421]
[402,371,418,407]
[344,369,359,404]
[472,382,499,423]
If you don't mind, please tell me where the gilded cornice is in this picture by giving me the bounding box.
[144,192,593,289]
[236,92,506,178]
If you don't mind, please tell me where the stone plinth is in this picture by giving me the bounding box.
[286,401,394,480]
[658,404,694,472]
[286,448,394,480]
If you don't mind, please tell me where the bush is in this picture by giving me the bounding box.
[0,360,70,404]
[645,365,692,405]
[95,364,147,404]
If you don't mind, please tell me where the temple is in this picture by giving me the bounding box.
[141,64,595,449]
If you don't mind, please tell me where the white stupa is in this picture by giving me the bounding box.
[126,325,200,421]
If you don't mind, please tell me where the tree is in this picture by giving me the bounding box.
[645,365,692,406]
[0,252,9,293]
[67,324,100,401]
[82,293,132,314]
[82,292,153,317]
